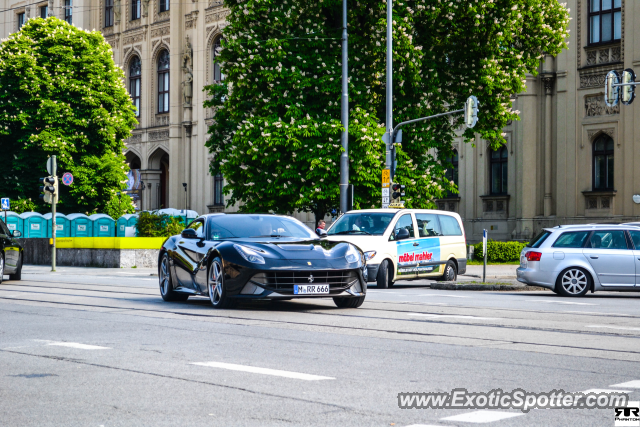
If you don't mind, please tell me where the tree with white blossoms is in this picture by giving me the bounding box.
[205,0,570,220]
[0,17,138,217]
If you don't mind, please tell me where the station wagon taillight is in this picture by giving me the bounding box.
[526,251,542,262]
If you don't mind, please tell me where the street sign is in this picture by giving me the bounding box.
[62,172,74,186]
[1,198,9,210]
[46,157,55,175]
[382,169,390,188]
[482,229,488,256]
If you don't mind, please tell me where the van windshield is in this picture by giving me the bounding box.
[327,213,395,236]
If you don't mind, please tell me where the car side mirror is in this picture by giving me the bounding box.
[181,228,199,239]
[316,229,327,238]
[395,228,410,240]
[12,230,21,238]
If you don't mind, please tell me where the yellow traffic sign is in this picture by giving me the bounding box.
[381,169,390,188]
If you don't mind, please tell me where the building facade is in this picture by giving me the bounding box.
[1,0,639,237]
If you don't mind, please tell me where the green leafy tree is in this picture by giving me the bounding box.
[205,0,569,220]
[0,17,138,217]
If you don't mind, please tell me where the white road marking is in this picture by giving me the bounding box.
[441,410,524,423]
[36,340,111,350]
[191,361,334,381]
[563,311,608,315]
[610,381,640,388]
[531,300,596,306]
[581,389,632,394]
[404,424,448,427]
[407,313,497,321]
[587,325,640,332]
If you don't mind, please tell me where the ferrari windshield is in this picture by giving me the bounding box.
[207,215,316,240]
[327,212,395,236]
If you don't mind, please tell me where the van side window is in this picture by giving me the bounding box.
[438,215,462,236]
[390,214,414,241]
[415,213,442,237]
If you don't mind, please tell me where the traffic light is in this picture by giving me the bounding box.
[39,176,57,204]
[464,95,478,128]
[391,183,405,200]
[622,68,636,105]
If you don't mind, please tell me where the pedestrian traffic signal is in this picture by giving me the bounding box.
[391,183,405,200]
[622,68,636,105]
[39,176,57,204]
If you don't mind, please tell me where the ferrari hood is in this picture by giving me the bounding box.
[233,238,353,260]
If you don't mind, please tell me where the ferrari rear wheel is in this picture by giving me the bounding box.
[208,257,235,309]
[159,253,189,302]
[333,296,365,308]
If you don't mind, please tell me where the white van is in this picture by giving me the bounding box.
[325,209,467,288]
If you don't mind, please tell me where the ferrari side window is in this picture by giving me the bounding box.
[189,220,204,238]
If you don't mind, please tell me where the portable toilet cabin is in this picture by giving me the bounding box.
[183,210,199,226]
[68,213,93,237]
[20,212,47,238]
[43,213,71,238]
[157,208,184,225]
[117,214,138,237]
[2,212,23,236]
[91,214,115,237]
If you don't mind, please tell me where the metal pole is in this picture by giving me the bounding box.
[386,0,393,179]
[51,155,56,272]
[339,0,349,214]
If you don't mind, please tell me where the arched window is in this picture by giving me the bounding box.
[213,37,225,83]
[157,50,170,114]
[490,146,508,195]
[129,57,141,117]
[593,135,614,190]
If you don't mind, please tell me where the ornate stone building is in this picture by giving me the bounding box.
[1,0,638,237]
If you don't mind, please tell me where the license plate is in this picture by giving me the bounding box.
[294,284,329,295]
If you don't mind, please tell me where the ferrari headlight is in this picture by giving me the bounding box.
[234,244,266,264]
[363,251,376,262]
[345,244,361,264]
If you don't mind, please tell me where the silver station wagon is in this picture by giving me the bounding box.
[517,224,640,297]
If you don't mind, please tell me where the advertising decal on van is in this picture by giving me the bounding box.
[397,238,441,275]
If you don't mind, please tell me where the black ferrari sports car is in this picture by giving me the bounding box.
[158,214,367,308]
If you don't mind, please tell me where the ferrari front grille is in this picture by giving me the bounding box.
[251,270,358,292]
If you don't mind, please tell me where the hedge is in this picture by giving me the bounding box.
[135,211,185,238]
[472,240,527,263]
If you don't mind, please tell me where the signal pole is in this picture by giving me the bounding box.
[339,0,349,214]
[385,0,393,179]
[51,156,57,272]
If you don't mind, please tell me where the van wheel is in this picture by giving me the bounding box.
[436,260,457,282]
[556,268,590,297]
[376,260,392,289]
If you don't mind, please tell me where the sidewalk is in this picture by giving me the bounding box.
[23,265,158,277]
[462,264,517,279]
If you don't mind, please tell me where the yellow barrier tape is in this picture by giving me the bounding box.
[55,237,167,250]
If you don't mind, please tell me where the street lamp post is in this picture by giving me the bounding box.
[182,182,188,211]
[339,0,349,214]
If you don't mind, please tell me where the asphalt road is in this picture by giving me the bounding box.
[1,266,640,426]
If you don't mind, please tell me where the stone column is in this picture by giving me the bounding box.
[542,75,555,217]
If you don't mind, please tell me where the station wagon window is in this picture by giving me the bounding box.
[552,231,590,248]
[390,214,415,241]
[628,230,640,249]
[588,230,628,250]
[439,215,463,236]
[415,213,442,237]
[528,230,551,248]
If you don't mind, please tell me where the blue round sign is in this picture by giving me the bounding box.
[62,172,73,186]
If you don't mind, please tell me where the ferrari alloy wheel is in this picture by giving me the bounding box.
[208,257,235,309]
[159,253,188,302]
[556,268,590,297]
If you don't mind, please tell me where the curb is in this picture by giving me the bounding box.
[431,282,549,292]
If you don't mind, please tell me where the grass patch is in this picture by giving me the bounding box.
[466,260,519,266]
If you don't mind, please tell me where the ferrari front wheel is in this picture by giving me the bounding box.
[208,257,235,309]
[333,296,365,308]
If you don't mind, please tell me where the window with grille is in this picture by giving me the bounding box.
[159,0,169,12]
[157,50,170,114]
[131,0,141,20]
[444,149,459,197]
[490,146,508,195]
[105,0,113,27]
[64,0,72,24]
[589,0,621,45]
[593,135,614,190]
[129,57,141,117]
[214,174,224,206]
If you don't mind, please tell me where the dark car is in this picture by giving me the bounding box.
[159,214,367,308]
[0,219,23,284]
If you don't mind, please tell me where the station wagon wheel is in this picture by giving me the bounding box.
[208,257,235,309]
[556,267,590,297]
